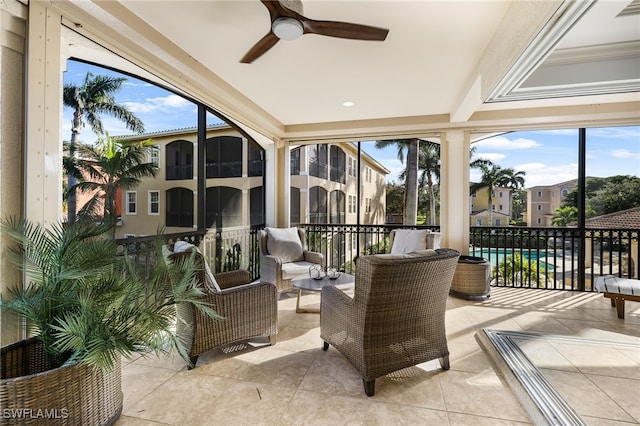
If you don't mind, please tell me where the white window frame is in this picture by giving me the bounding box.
[150,149,159,168]
[148,190,160,215]
[126,191,137,215]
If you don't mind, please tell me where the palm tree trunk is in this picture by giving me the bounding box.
[404,139,419,225]
[67,109,82,224]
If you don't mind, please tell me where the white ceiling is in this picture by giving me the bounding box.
[61,0,640,141]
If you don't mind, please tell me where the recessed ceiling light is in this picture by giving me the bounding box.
[343,101,355,107]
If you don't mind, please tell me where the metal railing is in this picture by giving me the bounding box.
[116,224,638,292]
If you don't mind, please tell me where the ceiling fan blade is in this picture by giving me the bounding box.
[240,32,280,63]
[303,19,389,41]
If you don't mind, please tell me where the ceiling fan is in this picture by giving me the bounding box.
[241,0,389,63]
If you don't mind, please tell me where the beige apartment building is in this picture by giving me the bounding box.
[469,186,513,226]
[525,179,578,226]
[114,125,388,238]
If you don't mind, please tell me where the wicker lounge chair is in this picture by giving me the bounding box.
[259,227,324,293]
[170,251,278,367]
[320,249,460,396]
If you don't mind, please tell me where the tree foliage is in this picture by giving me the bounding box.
[64,72,145,224]
[67,134,158,237]
[562,175,640,217]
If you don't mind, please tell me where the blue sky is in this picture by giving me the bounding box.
[63,60,639,189]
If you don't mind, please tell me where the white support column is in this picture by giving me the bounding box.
[1,0,28,346]
[440,130,470,254]
[25,2,62,227]
[263,143,276,226]
[277,141,290,227]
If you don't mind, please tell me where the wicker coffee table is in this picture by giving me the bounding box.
[291,273,354,313]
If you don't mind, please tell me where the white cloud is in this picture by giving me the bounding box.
[516,162,578,188]
[589,127,640,139]
[611,149,640,160]
[474,135,541,150]
[472,153,505,163]
[123,95,191,113]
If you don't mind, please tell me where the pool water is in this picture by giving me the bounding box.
[471,248,558,270]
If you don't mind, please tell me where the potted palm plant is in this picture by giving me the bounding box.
[0,218,218,425]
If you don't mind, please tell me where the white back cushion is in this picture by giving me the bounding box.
[266,227,304,262]
[390,229,429,254]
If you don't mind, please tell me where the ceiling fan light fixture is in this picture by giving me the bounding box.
[272,17,304,41]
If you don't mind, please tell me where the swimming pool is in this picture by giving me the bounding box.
[470,248,558,270]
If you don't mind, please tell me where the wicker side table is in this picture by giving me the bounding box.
[450,256,491,300]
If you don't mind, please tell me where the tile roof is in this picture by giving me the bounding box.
[585,207,640,229]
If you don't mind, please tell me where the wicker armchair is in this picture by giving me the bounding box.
[171,252,278,367]
[320,249,460,396]
[259,227,324,293]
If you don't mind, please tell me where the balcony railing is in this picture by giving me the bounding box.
[117,224,638,292]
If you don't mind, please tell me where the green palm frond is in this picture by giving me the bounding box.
[1,218,220,371]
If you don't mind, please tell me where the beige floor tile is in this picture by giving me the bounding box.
[447,412,533,425]
[588,374,640,423]
[113,287,640,425]
[237,347,316,388]
[439,370,530,422]
[448,341,496,374]
[298,351,366,398]
[540,368,636,423]
[120,363,179,413]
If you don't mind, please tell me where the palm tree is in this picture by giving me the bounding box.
[493,253,549,287]
[70,133,158,238]
[64,72,145,224]
[412,141,440,225]
[375,139,419,225]
[471,164,525,226]
[551,206,578,227]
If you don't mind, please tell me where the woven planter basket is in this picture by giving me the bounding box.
[0,338,122,425]
[450,256,491,300]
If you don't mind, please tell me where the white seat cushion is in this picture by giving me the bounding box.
[281,261,319,280]
[595,276,639,295]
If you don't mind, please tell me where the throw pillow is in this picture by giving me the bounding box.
[390,229,429,254]
[266,227,304,262]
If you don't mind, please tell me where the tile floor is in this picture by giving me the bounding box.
[116,287,640,425]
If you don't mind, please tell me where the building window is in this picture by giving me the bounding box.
[248,139,264,177]
[537,205,542,211]
[309,186,327,223]
[537,191,542,197]
[290,187,301,225]
[126,191,137,215]
[206,186,243,228]
[329,190,345,224]
[364,167,372,183]
[348,195,356,214]
[206,136,242,178]
[148,191,159,215]
[499,192,503,198]
[150,148,159,168]
[348,156,357,177]
[476,219,482,226]
[495,219,501,226]
[561,189,568,197]
[166,140,193,180]
[365,198,371,213]
[537,218,542,224]
[329,145,346,184]
[166,188,193,227]
[290,148,301,175]
[499,204,503,211]
[309,144,328,179]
